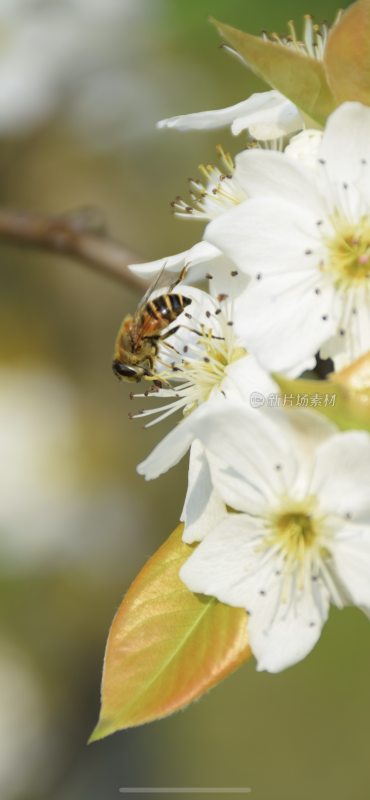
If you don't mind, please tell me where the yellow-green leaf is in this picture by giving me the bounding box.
[275,360,370,433]
[209,17,337,125]
[325,0,370,106]
[90,524,252,739]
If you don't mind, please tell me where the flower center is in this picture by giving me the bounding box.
[131,295,247,427]
[325,213,370,285]
[275,511,317,555]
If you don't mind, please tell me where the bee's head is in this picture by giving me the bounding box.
[112,359,141,383]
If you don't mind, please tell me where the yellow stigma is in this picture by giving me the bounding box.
[325,212,370,286]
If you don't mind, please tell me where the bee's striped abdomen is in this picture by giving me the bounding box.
[148,293,191,323]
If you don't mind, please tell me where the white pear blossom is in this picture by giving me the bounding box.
[158,89,303,143]
[135,278,274,469]
[180,402,370,673]
[205,102,370,375]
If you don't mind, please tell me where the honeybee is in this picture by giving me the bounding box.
[112,265,192,383]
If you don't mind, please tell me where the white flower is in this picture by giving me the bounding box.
[158,89,303,143]
[205,102,370,375]
[179,402,370,673]
[135,280,273,465]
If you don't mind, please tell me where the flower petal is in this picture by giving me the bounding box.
[187,402,298,513]
[205,196,321,277]
[157,91,294,135]
[136,415,195,480]
[180,439,227,544]
[332,523,370,609]
[234,271,337,375]
[233,148,321,213]
[231,93,302,139]
[311,430,370,519]
[128,241,222,280]
[318,101,370,189]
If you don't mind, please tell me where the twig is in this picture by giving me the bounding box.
[0,205,149,293]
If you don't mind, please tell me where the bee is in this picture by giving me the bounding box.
[112,265,192,383]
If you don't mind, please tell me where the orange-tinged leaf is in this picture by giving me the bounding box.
[90,524,252,739]
[209,17,337,125]
[325,0,370,106]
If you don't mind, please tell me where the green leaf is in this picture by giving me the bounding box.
[325,0,370,106]
[275,354,370,433]
[209,17,337,125]
[90,524,252,739]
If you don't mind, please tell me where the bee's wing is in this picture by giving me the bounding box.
[134,264,183,314]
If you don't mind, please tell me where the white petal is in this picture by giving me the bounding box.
[136,415,194,480]
[332,523,370,608]
[205,197,321,277]
[128,241,222,280]
[234,271,337,375]
[225,354,278,404]
[311,430,370,519]
[180,514,330,672]
[232,95,303,140]
[157,92,287,132]
[285,129,323,172]
[319,102,370,189]
[180,439,227,544]
[187,402,299,513]
[234,149,321,213]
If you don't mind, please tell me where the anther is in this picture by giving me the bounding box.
[139,408,145,414]
[309,622,316,627]
[246,610,251,616]
[305,249,313,255]
[345,512,352,519]
[128,412,133,419]
[259,590,266,596]
[343,183,348,189]
[256,274,262,280]
[275,464,282,471]
[231,270,238,276]
[183,346,188,353]
[311,575,318,581]
[217,294,228,302]
[206,311,211,318]
[204,357,210,363]
[322,315,328,320]
[129,392,134,400]
[275,571,281,575]
[361,158,367,165]
[205,273,213,279]
[153,379,162,388]
[340,328,346,336]
[144,389,150,396]
[316,220,323,226]
[215,309,222,315]
[227,321,233,326]
[315,288,321,294]
[318,158,326,164]
[352,307,358,315]
[185,313,192,319]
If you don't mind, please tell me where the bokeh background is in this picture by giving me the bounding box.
[0,1,369,799]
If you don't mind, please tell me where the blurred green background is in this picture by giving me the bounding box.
[0,1,369,799]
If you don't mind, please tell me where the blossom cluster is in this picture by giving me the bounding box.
[126,10,370,673]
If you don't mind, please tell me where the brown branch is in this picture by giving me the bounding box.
[0,205,150,293]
